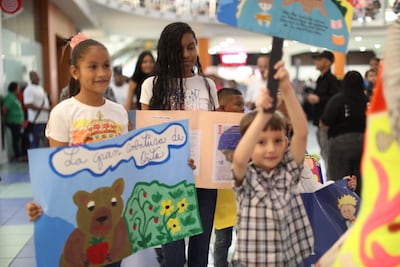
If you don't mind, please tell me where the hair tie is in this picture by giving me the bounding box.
[60,36,73,63]
[59,33,89,64]
[70,32,88,49]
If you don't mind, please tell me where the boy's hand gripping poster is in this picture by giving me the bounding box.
[217,0,354,53]
[29,120,203,266]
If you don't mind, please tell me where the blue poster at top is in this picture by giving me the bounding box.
[217,0,354,53]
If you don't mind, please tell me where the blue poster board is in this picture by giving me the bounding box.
[217,0,354,53]
[301,179,360,265]
[29,120,202,266]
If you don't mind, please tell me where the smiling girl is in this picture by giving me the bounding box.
[140,22,219,267]
[26,38,128,267]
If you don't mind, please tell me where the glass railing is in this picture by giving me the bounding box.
[94,0,398,25]
[94,0,217,19]
[352,0,398,25]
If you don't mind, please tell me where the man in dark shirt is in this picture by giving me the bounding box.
[306,50,340,179]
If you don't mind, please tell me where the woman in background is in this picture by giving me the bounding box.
[125,50,155,110]
[320,70,367,197]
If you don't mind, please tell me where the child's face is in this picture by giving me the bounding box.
[72,46,111,96]
[366,71,376,83]
[141,55,155,75]
[340,204,356,220]
[181,32,198,77]
[257,57,269,80]
[369,59,379,71]
[251,128,288,172]
[222,95,245,113]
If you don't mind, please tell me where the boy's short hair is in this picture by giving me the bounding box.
[217,87,242,102]
[113,65,123,75]
[239,110,287,136]
[364,68,376,78]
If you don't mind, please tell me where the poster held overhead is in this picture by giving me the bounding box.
[266,36,284,112]
[217,0,354,112]
[216,0,354,53]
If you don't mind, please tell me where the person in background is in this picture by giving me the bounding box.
[140,21,219,267]
[207,74,225,91]
[17,81,29,158]
[23,71,51,149]
[245,55,269,110]
[1,81,25,162]
[394,0,400,13]
[306,50,340,179]
[302,79,316,121]
[217,88,245,114]
[368,56,380,73]
[364,68,377,101]
[125,50,155,110]
[320,70,367,197]
[232,60,313,267]
[17,81,28,118]
[109,65,130,106]
[227,79,238,89]
[227,79,247,102]
[26,38,129,267]
[213,88,244,267]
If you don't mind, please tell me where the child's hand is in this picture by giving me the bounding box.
[128,120,134,131]
[255,89,274,112]
[343,175,357,191]
[188,158,196,170]
[26,201,42,222]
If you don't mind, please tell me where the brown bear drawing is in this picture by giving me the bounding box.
[59,178,131,267]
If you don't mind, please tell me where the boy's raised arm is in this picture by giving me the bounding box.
[275,61,308,166]
[232,91,273,186]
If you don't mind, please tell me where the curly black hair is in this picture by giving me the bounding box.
[150,22,204,110]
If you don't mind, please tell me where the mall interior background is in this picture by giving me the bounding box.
[0,0,396,161]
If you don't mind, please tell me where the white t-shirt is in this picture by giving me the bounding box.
[109,82,130,105]
[245,76,267,104]
[23,84,50,123]
[45,97,128,146]
[140,75,219,111]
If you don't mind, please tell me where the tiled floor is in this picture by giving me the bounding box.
[0,162,35,267]
[0,123,323,267]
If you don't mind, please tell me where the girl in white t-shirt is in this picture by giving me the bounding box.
[25,39,128,265]
[26,38,128,267]
[140,22,219,267]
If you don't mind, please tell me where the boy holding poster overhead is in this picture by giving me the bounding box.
[232,60,314,267]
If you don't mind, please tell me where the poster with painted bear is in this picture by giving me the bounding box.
[29,120,202,267]
[217,0,354,53]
